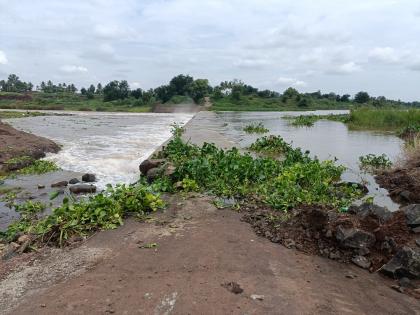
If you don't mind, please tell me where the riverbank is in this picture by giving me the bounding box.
[1,111,419,314]
[0,121,60,174]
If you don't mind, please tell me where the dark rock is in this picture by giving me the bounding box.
[69,184,96,194]
[399,190,412,202]
[358,247,370,256]
[37,184,45,189]
[416,239,420,248]
[51,180,68,188]
[139,159,165,175]
[391,285,405,293]
[308,208,328,231]
[348,203,392,222]
[402,204,420,227]
[336,226,376,250]
[399,277,415,289]
[82,173,96,182]
[380,246,420,279]
[222,281,243,294]
[0,180,4,185]
[412,227,420,233]
[69,178,80,184]
[352,255,371,269]
[284,239,296,249]
[146,167,162,183]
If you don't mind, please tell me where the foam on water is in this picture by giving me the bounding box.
[6,112,193,188]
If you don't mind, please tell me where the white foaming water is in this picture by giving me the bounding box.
[6,112,193,188]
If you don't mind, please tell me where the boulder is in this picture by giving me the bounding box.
[139,159,165,175]
[402,204,420,227]
[380,246,420,279]
[146,167,162,183]
[336,226,376,250]
[348,203,392,222]
[69,178,80,184]
[351,255,371,269]
[82,173,96,182]
[399,190,412,203]
[69,184,96,194]
[164,163,176,177]
[51,180,68,188]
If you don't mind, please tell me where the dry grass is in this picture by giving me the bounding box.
[402,134,420,168]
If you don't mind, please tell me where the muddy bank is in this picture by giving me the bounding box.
[0,121,60,172]
[376,159,420,205]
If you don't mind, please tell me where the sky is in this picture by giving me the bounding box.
[0,0,420,101]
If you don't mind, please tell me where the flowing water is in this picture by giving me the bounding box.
[4,110,404,211]
[211,110,404,210]
[5,112,193,188]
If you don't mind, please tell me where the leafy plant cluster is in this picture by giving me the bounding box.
[17,160,61,175]
[287,114,350,127]
[398,124,420,140]
[359,154,393,171]
[243,122,269,134]
[157,133,363,211]
[1,184,164,246]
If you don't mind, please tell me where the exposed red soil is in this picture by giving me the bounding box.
[0,94,32,101]
[241,204,415,272]
[5,196,419,314]
[0,121,60,171]
[376,165,420,204]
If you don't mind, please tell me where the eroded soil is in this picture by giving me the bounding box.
[2,195,419,315]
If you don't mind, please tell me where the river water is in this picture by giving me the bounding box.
[212,110,404,210]
[5,112,193,188]
[4,110,404,210]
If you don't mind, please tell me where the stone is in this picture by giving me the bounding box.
[348,203,392,222]
[139,159,165,175]
[69,178,80,184]
[222,282,243,294]
[352,255,371,269]
[37,184,45,189]
[17,234,30,244]
[416,239,420,248]
[412,227,420,233]
[51,180,68,188]
[82,173,96,182]
[284,239,296,249]
[336,225,376,250]
[399,190,412,202]
[69,184,96,194]
[402,204,420,227]
[399,277,415,289]
[250,294,264,301]
[1,243,19,261]
[146,167,161,183]
[380,246,420,279]
[163,163,176,177]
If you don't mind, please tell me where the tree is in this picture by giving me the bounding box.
[103,80,130,102]
[297,98,310,107]
[283,87,299,99]
[340,94,350,102]
[154,85,172,103]
[354,91,370,104]
[131,88,143,99]
[80,87,87,95]
[169,74,194,96]
[96,83,103,94]
[189,79,210,103]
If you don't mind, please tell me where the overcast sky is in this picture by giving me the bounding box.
[1,0,419,100]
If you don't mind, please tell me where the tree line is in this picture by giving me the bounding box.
[1,73,419,108]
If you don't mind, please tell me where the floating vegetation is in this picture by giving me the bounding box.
[243,122,269,134]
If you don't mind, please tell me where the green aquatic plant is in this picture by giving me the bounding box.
[286,114,350,127]
[243,122,269,134]
[155,133,363,212]
[359,154,392,171]
[17,160,61,175]
[1,183,165,245]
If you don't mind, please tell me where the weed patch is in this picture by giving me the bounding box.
[243,122,269,134]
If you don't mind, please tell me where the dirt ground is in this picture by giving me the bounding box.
[2,195,419,315]
[0,121,59,170]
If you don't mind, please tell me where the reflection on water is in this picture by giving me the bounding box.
[214,111,403,210]
[6,112,193,188]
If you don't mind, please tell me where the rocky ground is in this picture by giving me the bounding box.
[0,112,419,314]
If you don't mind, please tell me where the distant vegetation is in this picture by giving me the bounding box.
[243,122,269,134]
[1,73,419,112]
